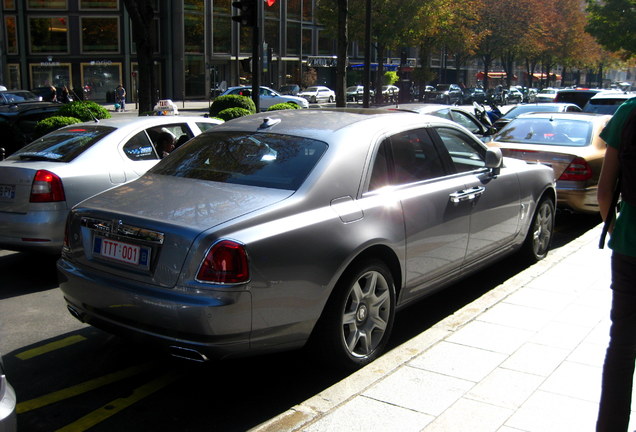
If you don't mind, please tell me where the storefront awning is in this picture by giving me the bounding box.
[526,72,562,80]
[349,63,399,71]
[475,71,517,80]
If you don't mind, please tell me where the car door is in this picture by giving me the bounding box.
[366,128,472,303]
[433,126,521,267]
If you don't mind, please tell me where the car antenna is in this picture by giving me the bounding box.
[69,87,99,123]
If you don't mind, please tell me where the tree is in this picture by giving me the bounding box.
[586,0,636,59]
[336,0,348,107]
[122,0,157,115]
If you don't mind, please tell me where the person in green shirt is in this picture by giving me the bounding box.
[596,96,636,432]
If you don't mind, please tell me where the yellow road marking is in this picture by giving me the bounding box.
[55,372,180,432]
[16,335,87,360]
[17,364,150,414]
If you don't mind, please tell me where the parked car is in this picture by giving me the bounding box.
[279,84,301,96]
[489,112,611,213]
[0,354,16,432]
[524,88,538,103]
[423,84,464,104]
[381,85,400,103]
[555,88,603,109]
[534,88,559,103]
[0,116,223,254]
[58,109,556,370]
[298,85,335,103]
[583,90,635,115]
[506,87,524,104]
[462,87,487,104]
[219,86,309,109]
[0,90,62,156]
[492,103,581,131]
[345,85,374,102]
[393,103,496,141]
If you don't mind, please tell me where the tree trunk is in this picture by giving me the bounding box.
[122,0,157,115]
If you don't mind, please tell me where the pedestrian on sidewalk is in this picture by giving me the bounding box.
[596,96,636,432]
[115,84,126,112]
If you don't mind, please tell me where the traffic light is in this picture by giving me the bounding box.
[232,0,257,27]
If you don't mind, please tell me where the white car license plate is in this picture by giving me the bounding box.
[0,184,16,200]
[93,237,150,268]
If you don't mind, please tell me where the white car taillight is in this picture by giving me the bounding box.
[196,240,249,284]
[30,170,65,202]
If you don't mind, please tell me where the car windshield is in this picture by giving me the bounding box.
[304,87,319,92]
[7,125,115,162]
[502,105,561,119]
[0,91,40,104]
[151,132,328,190]
[346,86,360,92]
[494,118,593,147]
[435,85,451,91]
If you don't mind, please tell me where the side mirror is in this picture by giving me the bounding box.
[485,147,502,175]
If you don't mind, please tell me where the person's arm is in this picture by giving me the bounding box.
[597,145,620,223]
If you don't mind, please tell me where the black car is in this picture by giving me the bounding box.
[423,84,464,104]
[0,90,61,157]
[555,88,603,109]
[462,87,487,104]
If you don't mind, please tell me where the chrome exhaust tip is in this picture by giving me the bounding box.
[168,346,208,362]
[67,304,85,322]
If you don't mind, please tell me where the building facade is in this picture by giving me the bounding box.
[0,0,337,103]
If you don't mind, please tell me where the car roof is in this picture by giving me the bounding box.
[59,116,222,130]
[515,111,611,121]
[589,90,635,100]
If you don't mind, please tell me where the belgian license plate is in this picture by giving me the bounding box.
[93,236,150,269]
[0,184,16,200]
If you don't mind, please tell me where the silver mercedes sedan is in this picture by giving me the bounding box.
[0,116,223,254]
[57,109,556,370]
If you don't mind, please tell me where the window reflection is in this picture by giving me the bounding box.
[29,16,69,53]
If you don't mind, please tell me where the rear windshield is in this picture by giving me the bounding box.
[502,105,561,119]
[151,131,328,190]
[583,98,632,114]
[7,125,115,162]
[494,118,593,147]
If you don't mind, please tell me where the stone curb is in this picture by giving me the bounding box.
[250,224,604,432]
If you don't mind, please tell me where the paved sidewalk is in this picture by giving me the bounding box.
[252,224,625,432]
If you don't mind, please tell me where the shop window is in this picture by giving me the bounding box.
[185,55,205,97]
[30,63,72,90]
[81,62,121,102]
[286,22,300,56]
[79,0,118,9]
[184,0,204,53]
[81,17,119,53]
[302,0,313,22]
[214,0,231,14]
[213,15,231,54]
[3,0,16,9]
[302,28,312,55]
[7,64,20,90]
[5,16,17,54]
[27,0,67,9]
[29,17,69,54]
[288,0,301,20]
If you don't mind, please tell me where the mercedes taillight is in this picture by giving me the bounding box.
[558,157,592,182]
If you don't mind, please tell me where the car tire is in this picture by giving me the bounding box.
[311,96,317,103]
[521,197,555,262]
[312,259,396,370]
[328,96,334,103]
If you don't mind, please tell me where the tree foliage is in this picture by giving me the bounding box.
[586,0,636,59]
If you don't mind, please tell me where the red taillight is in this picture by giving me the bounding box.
[558,157,593,181]
[196,240,249,284]
[30,170,65,202]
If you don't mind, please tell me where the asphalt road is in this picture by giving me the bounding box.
[0,211,601,432]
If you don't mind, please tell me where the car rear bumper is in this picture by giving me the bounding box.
[57,257,255,360]
[557,185,599,214]
[0,207,67,253]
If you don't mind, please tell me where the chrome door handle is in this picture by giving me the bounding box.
[449,186,485,203]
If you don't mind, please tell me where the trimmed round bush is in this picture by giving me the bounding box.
[34,116,82,137]
[217,107,252,121]
[267,102,300,111]
[210,95,256,117]
[56,101,111,121]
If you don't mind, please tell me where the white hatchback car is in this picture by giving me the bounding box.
[0,116,223,254]
[298,86,335,103]
[219,86,309,109]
